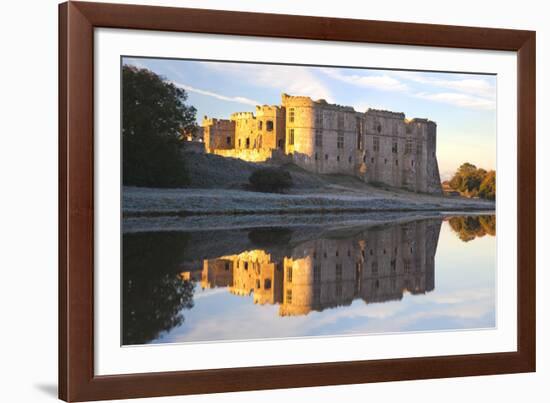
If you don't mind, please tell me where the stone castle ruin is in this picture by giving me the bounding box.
[202,93,442,194]
[180,219,441,317]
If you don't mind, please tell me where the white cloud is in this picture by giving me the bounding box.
[204,62,332,102]
[170,81,260,106]
[321,68,409,92]
[415,92,496,110]
[390,71,496,99]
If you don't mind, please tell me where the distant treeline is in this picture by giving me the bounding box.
[445,163,495,200]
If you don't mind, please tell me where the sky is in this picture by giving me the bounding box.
[123,57,497,180]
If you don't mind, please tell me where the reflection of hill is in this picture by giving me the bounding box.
[447,215,495,242]
[181,219,442,317]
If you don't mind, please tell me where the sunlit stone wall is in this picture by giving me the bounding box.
[181,219,442,317]
[202,93,442,194]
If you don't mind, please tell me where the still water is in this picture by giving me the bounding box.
[122,215,496,345]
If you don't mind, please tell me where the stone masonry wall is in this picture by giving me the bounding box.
[202,93,442,194]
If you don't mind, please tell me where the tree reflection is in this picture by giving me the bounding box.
[448,215,496,242]
[123,232,195,345]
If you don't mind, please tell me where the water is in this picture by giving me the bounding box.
[122,215,496,345]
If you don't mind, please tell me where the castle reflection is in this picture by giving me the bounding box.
[180,219,442,316]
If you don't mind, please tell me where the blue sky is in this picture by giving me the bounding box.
[123,57,496,180]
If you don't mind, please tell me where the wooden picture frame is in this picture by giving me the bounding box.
[59,1,536,401]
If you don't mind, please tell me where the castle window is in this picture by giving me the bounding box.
[337,114,344,129]
[289,129,295,145]
[258,121,263,130]
[405,139,413,154]
[384,158,388,164]
[349,156,352,164]
[314,265,321,283]
[395,159,398,166]
[372,262,378,274]
[337,132,344,149]
[315,153,318,160]
[244,262,248,270]
[238,139,241,148]
[373,136,380,152]
[377,123,382,133]
[411,160,415,167]
[371,157,374,163]
[336,264,342,280]
[289,108,295,123]
[264,279,271,289]
[225,262,230,271]
[256,279,261,289]
[286,289,292,304]
[404,259,411,273]
[266,120,273,131]
[278,139,283,148]
[337,155,340,162]
[325,154,329,160]
[392,141,398,153]
[286,267,293,283]
[226,136,231,145]
[315,110,323,126]
[315,130,323,147]
[363,155,366,163]
[246,137,250,148]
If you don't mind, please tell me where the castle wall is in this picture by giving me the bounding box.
[282,93,361,176]
[182,219,442,317]
[362,111,441,193]
[202,117,235,153]
[202,93,442,194]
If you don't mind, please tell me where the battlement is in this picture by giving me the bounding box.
[366,109,406,119]
[409,117,436,126]
[230,111,256,120]
[256,104,284,112]
[203,116,232,125]
[282,93,356,112]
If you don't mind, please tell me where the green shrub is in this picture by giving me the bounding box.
[249,167,293,193]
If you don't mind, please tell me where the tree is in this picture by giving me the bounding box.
[122,232,195,345]
[448,215,496,242]
[122,65,197,187]
[448,163,495,199]
[478,170,496,201]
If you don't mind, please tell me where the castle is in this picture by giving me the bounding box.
[180,219,441,316]
[202,93,442,194]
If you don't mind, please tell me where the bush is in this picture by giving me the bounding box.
[249,167,293,193]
